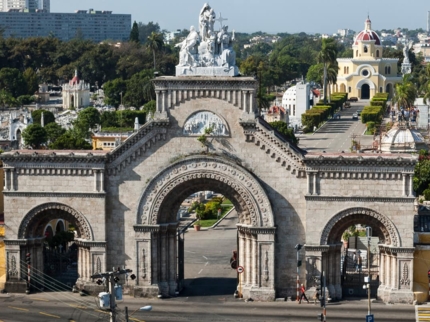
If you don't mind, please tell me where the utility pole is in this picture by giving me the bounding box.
[91,268,136,322]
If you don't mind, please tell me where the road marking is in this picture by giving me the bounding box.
[203,256,208,260]
[8,306,29,312]
[39,312,60,318]
[69,304,88,309]
[95,309,110,314]
[198,269,203,274]
[129,318,145,322]
[205,262,209,266]
[32,297,49,302]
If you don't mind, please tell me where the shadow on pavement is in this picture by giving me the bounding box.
[181,277,237,298]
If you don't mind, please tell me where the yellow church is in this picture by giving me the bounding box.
[333,17,402,100]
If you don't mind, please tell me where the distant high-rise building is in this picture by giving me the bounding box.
[427,11,430,33]
[0,9,131,42]
[0,0,50,12]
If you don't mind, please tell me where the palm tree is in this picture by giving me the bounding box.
[326,61,339,102]
[392,74,417,110]
[317,38,338,104]
[147,32,164,70]
[421,64,430,104]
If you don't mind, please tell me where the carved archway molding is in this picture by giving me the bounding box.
[18,202,94,241]
[137,155,274,227]
[320,207,400,247]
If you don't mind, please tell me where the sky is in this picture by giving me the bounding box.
[51,0,430,34]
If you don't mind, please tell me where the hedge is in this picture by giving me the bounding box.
[361,105,383,123]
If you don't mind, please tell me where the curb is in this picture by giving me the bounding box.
[189,207,236,231]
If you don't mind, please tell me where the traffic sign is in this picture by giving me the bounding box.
[237,266,244,274]
[366,314,374,322]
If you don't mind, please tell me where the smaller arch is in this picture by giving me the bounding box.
[320,207,400,247]
[356,78,375,90]
[55,220,65,234]
[44,224,54,238]
[19,202,94,240]
[364,45,368,53]
[376,50,380,58]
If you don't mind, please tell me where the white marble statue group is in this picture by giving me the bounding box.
[175,3,238,76]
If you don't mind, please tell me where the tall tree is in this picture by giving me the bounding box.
[137,21,160,44]
[147,32,164,70]
[32,109,55,126]
[23,67,39,94]
[317,38,338,104]
[130,21,140,43]
[22,124,47,149]
[0,68,27,97]
[103,78,127,107]
[392,74,417,110]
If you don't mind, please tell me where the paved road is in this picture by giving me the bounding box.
[298,101,374,153]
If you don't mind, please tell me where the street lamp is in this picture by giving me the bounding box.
[295,244,303,302]
[364,226,373,320]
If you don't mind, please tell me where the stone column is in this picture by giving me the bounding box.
[93,170,98,192]
[100,170,105,192]
[245,233,251,285]
[409,174,414,197]
[249,91,254,114]
[380,250,385,287]
[155,90,161,113]
[151,231,159,285]
[239,230,245,269]
[307,172,313,195]
[78,247,83,281]
[252,235,258,286]
[313,172,318,195]
[242,91,248,112]
[161,91,167,113]
[402,174,407,197]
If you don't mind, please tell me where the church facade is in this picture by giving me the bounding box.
[333,18,402,100]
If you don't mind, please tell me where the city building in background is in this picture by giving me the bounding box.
[0,0,49,12]
[0,8,131,42]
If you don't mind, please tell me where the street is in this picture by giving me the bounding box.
[298,101,373,152]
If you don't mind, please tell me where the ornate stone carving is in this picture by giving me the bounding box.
[7,254,18,278]
[18,203,93,241]
[305,196,416,203]
[320,207,400,247]
[183,111,229,136]
[96,257,101,273]
[4,191,105,198]
[142,249,147,280]
[400,262,410,288]
[137,156,274,227]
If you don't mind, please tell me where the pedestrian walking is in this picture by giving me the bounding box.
[298,284,309,304]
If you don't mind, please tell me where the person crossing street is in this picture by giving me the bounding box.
[298,284,310,304]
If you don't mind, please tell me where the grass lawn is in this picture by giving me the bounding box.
[198,205,234,228]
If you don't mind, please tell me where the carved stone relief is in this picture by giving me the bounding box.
[183,111,229,136]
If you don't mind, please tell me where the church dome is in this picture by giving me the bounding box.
[70,70,80,85]
[380,126,428,153]
[354,17,381,45]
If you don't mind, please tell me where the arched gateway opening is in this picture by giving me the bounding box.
[306,207,406,302]
[134,156,276,300]
[6,203,95,292]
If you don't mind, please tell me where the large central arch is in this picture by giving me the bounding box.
[133,155,276,300]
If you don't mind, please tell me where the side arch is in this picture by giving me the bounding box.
[18,202,94,240]
[137,155,274,227]
[320,207,401,247]
[356,78,375,90]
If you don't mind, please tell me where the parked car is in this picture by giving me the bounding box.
[349,97,358,102]
[344,102,351,108]
[352,113,358,120]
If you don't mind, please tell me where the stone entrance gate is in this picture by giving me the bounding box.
[1,75,417,303]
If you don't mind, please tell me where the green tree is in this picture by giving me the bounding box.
[22,67,39,95]
[306,63,324,86]
[130,21,140,43]
[17,95,35,106]
[142,100,156,116]
[137,21,160,44]
[103,78,127,107]
[0,89,15,108]
[0,68,27,97]
[45,122,66,143]
[77,107,101,129]
[392,74,417,110]
[317,38,338,104]
[22,124,47,149]
[32,109,55,126]
[147,32,164,70]
[123,70,155,107]
[269,120,299,145]
[413,150,430,196]
[49,130,92,150]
